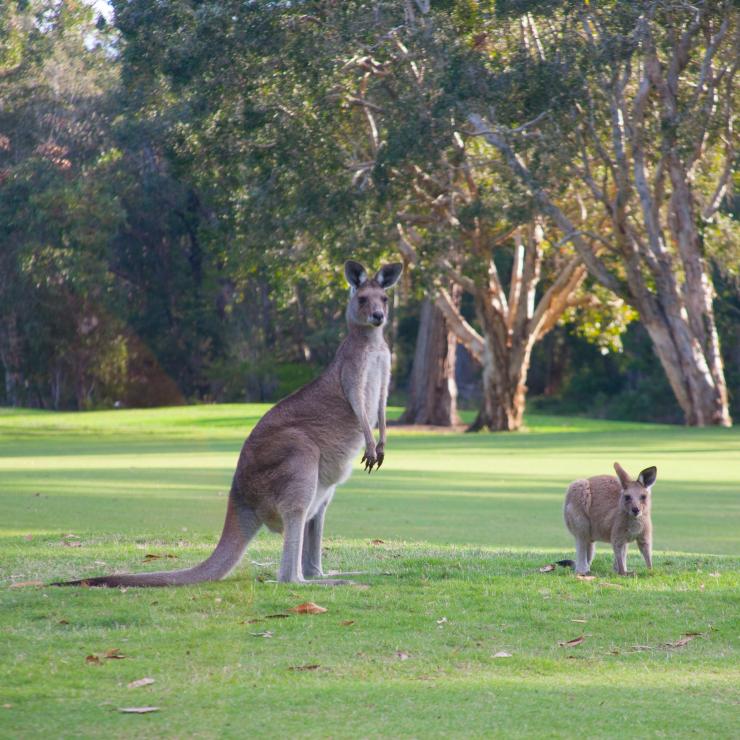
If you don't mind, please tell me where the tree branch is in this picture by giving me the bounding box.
[435,288,484,363]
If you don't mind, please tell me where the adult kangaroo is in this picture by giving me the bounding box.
[53,260,402,587]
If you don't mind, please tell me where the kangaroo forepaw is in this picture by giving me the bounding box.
[361,451,378,473]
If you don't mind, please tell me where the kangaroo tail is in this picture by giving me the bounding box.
[556,559,576,569]
[51,491,261,588]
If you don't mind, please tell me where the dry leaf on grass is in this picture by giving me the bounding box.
[127,677,155,689]
[288,664,320,672]
[117,706,159,714]
[576,574,596,581]
[370,539,385,545]
[143,553,178,562]
[63,534,80,540]
[249,630,273,638]
[571,619,588,623]
[539,564,556,573]
[290,602,327,615]
[340,620,355,627]
[105,648,126,659]
[23,534,33,541]
[558,635,586,647]
[265,614,290,619]
[85,654,101,665]
[395,651,410,661]
[63,541,82,548]
[58,619,70,625]
[598,582,623,589]
[9,581,44,588]
[666,635,696,648]
[493,651,512,658]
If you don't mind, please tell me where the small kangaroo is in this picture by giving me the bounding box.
[53,260,402,587]
[562,462,657,576]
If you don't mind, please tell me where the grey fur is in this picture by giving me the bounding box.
[52,260,402,587]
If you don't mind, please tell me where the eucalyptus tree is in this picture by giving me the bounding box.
[455,0,736,426]
[329,6,612,430]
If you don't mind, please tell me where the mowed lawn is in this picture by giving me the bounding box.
[0,405,738,738]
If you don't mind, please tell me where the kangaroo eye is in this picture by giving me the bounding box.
[382,295,388,303]
[624,495,631,502]
[358,296,367,305]
[640,495,647,501]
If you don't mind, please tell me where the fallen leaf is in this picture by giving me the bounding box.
[243,618,263,624]
[395,651,410,661]
[340,620,355,627]
[143,553,178,562]
[58,619,70,625]
[9,580,44,588]
[539,564,556,573]
[683,631,703,636]
[63,541,82,548]
[370,539,385,545]
[249,630,273,638]
[709,572,720,578]
[265,613,290,619]
[666,635,695,648]
[493,651,512,658]
[571,619,588,623]
[558,635,586,647]
[598,582,624,589]
[2,704,12,709]
[576,574,596,581]
[105,648,126,659]
[288,664,320,672]
[86,654,101,665]
[127,677,155,689]
[23,534,33,541]
[436,617,448,625]
[290,602,327,615]
[63,534,80,540]
[214,598,222,604]
[631,645,653,652]
[117,707,159,714]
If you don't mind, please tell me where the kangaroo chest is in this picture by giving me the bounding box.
[363,349,388,428]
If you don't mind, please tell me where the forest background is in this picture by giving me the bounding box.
[1,0,737,430]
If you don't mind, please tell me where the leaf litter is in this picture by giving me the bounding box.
[290,602,327,615]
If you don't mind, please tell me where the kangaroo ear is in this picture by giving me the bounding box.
[637,466,657,489]
[613,462,632,489]
[344,260,368,290]
[375,262,403,289]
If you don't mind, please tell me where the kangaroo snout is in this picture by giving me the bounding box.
[631,506,640,516]
[371,311,384,325]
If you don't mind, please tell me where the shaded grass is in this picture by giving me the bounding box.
[1,405,739,738]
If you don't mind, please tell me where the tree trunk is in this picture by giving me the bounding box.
[0,311,24,406]
[468,313,533,432]
[400,297,460,426]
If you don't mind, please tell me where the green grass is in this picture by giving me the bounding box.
[1,404,738,738]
